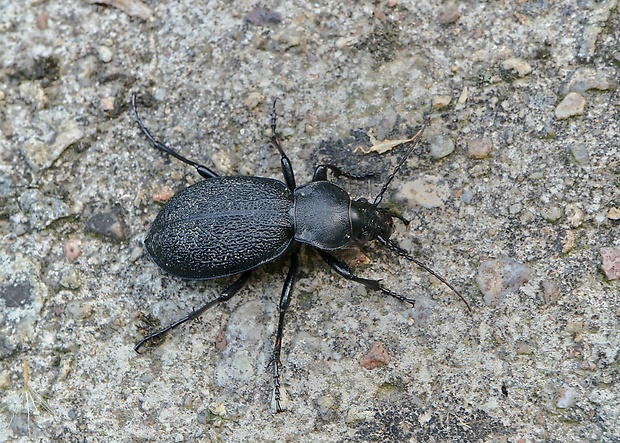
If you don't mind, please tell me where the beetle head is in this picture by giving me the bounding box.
[350,199,394,242]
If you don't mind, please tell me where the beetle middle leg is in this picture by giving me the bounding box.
[134,271,252,353]
[268,249,299,412]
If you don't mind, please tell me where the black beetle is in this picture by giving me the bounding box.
[130,94,469,412]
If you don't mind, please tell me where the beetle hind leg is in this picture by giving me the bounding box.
[134,271,252,353]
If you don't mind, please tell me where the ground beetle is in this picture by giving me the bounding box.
[130,94,469,412]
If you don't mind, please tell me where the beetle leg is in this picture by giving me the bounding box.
[269,249,299,413]
[270,98,296,190]
[317,249,416,305]
[134,271,252,353]
[131,93,219,179]
[312,165,375,182]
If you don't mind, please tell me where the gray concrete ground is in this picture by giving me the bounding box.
[1,0,619,442]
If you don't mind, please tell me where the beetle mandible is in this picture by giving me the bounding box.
[130,94,469,412]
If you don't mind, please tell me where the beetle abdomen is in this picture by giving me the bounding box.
[145,176,295,279]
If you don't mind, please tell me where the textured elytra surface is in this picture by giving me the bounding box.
[145,176,295,279]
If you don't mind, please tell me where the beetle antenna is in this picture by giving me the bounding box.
[373,118,429,207]
[376,235,472,312]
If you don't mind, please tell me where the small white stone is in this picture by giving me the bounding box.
[97,45,113,63]
[502,57,533,77]
[432,95,451,109]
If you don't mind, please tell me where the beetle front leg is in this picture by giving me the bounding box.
[317,249,416,305]
[269,250,299,412]
[134,271,252,353]
[312,165,375,182]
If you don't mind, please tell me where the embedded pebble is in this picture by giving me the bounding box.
[431,95,451,109]
[97,45,113,63]
[65,237,82,261]
[564,203,584,227]
[515,340,533,355]
[467,137,493,159]
[542,279,560,304]
[245,6,281,26]
[0,119,13,138]
[567,67,616,93]
[336,37,357,49]
[83,0,153,21]
[66,297,95,319]
[396,175,449,208]
[458,86,468,104]
[152,185,175,204]
[333,246,371,267]
[360,342,391,369]
[214,330,228,351]
[18,81,48,108]
[244,92,265,109]
[509,203,522,215]
[555,92,586,120]
[560,229,576,254]
[438,10,460,25]
[21,117,84,171]
[100,97,115,111]
[60,269,82,290]
[476,257,532,305]
[345,405,374,423]
[569,143,590,165]
[428,134,455,159]
[76,54,98,87]
[600,247,620,280]
[0,252,49,353]
[606,207,620,220]
[85,210,131,241]
[274,27,302,49]
[460,187,473,204]
[541,206,562,222]
[316,395,335,415]
[502,57,533,77]
[556,386,579,409]
[19,189,72,230]
[36,13,49,30]
[208,402,227,417]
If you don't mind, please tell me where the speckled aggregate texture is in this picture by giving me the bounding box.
[0,1,618,442]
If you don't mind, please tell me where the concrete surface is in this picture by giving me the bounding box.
[0,0,619,442]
